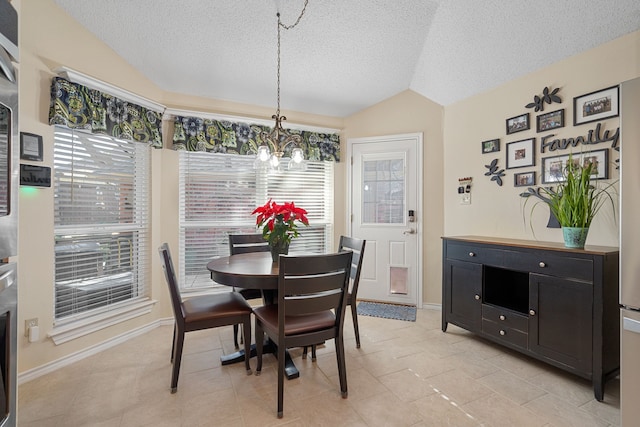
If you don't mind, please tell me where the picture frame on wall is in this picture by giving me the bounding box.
[536,109,564,132]
[481,138,500,154]
[20,132,44,162]
[514,171,536,187]
[506,113,529,135]
[541,149,609,184]
[573,85,619,126]
[506,138,535,169]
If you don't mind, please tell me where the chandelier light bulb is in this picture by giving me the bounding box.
[257,145,271,161]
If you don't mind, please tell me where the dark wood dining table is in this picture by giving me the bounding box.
[206,251,299,379]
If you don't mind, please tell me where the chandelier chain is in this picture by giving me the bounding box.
[275,0,308,116]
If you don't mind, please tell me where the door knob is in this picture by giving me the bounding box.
[403,228,416,235]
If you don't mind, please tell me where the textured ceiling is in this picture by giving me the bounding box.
[52,0,640,117]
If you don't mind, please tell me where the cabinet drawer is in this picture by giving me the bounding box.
[482,304,528,332]
[446,242,505,265]
[482,319,528,349]
[505,252,593,281]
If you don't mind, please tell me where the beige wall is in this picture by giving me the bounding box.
[443,31,639,247]
[342,90,445,305]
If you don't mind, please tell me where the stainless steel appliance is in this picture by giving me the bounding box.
[620,77,640,426]
[0,1,18,426]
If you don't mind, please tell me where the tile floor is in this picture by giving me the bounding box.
[18,308,620,426]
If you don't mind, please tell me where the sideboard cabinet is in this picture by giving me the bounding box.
[442,236,619,401]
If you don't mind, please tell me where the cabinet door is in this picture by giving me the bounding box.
[529,273,593,373]
[444,259,482,332]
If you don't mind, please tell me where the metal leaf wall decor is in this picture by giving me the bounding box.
[484,158,505,186]
[525,87,562,112]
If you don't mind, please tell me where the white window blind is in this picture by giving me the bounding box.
[53,126,150,322]
[179,151,334,291]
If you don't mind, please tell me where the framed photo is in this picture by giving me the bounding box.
[506,138,535,169]
[514,171,536,187]
[573,85,619,126]
[20,132,43,161]
[506,113,530,135]
[541,149,609,184]
[536,109,564,132]
[481,138,500,154]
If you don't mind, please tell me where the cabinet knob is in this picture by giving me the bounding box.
[529,309,536,316]
[469,252,475,257]
[499,330,506,336]
[499,315,506,321]
[539,262,546,268]
[474,294,481,300]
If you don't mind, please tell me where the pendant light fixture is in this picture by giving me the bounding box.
[256,0,309,171]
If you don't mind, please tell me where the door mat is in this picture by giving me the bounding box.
[357,301,417,322]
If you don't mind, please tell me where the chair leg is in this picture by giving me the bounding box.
[242,316,252,375]
[277,341,285,418]
[311,344,317,361]
[170,324,177,362]
[350,302,361,348]
[171,328,185,393]
[335,335,348,398]
[302,346,308,359]
[233,324,240,349]
[255,322,264,375]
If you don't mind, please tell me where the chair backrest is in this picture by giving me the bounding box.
[338,236,366,297]
[278,251,352,335]
[229,233,270,255]
[158,243,184,323]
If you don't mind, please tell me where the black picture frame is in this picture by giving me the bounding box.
[506,113,530,135]
[536,109,564,133]
[20,132,43,161]
[481,139,500,154]
[506,138,535,169]
[541,149,609,184]
[573,85,619,126]
[514,171,536,187]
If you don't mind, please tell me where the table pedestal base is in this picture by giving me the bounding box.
[220,341,300,380]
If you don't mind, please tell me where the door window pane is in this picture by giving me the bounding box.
[362,159,404,224]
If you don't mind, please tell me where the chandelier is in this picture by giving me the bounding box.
[256,0,309,171]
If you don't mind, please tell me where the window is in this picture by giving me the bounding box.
[53,127,150,322]
[179,151,334,291]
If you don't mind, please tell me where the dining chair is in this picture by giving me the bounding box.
[158,243,253,393]
[254,251,352,418]
[303,235,366,360]
[228,233,269,348]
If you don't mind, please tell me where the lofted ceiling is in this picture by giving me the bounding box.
[52,0,640,118]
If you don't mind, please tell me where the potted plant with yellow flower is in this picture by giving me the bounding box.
[252,199,309,262]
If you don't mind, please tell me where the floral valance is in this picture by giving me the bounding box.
[172,115,341,162]
[48,77,163,148]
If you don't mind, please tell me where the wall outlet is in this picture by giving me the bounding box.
[24,318,38,337]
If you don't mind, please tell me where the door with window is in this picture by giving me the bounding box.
[348,133,422,306]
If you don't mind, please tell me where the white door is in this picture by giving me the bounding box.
[347,133,422,307]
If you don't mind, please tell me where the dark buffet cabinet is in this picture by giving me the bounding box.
[442,236,619,401]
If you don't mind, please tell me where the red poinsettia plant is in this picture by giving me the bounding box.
[251,199,309,247]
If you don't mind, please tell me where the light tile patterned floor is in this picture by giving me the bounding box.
[18,308,620,426]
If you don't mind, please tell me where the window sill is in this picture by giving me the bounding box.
[48,299,157,345]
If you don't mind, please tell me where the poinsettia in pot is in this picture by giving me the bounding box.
[252,199,309,262]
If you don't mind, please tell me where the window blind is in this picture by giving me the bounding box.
[53,127,150,322]
[179,151,334,291]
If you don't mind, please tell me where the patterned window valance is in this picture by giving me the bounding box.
[48,77,163,148]
[172,115,341,162]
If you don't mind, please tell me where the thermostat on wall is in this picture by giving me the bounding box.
[20,164,51,187]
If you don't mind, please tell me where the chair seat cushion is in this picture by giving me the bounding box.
[182,292,252,323]
[254,305,335,336]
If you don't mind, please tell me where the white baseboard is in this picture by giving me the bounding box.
[18,317,174,385]
[421,303,442,311]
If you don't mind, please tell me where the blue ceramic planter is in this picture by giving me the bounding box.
[562,227,589,249]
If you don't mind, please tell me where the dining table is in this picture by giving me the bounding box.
[206,251,300,379]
